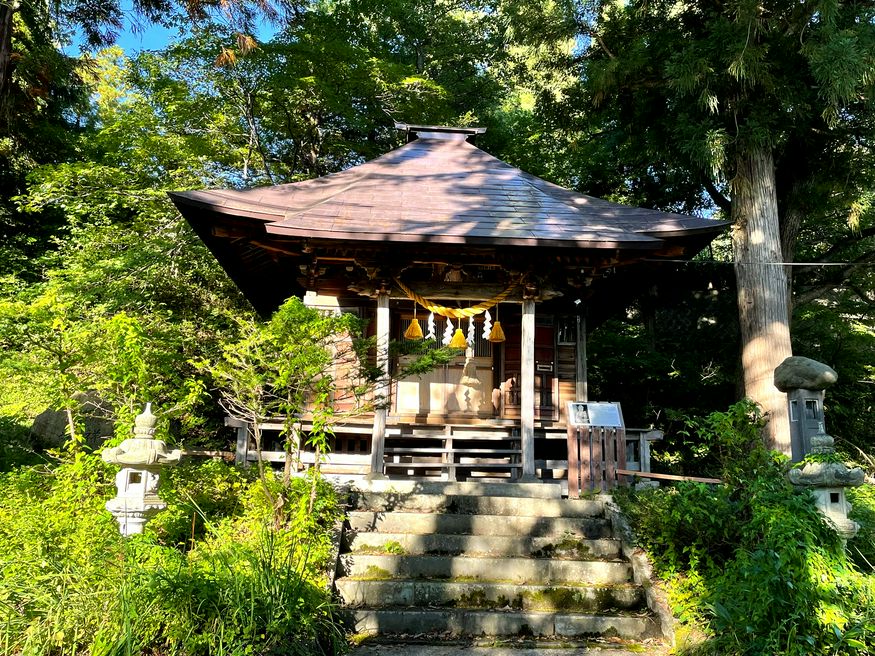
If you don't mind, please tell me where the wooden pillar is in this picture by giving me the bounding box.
[576,314,588,401]
[234,424,249,467]
[520,297,536,480]
[368,290,390,479]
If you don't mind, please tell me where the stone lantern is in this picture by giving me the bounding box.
[787,433,865,543]
[774,356,838,462]
[102,403,181,536]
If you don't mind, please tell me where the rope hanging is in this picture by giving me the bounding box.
[393,277,520,319]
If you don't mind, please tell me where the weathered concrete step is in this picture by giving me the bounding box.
[343,554,632,585]
[352,492,603,518]
[348,512,612,539]
[336,578,645,612]
[345,608,658,640]
[348,532,621,559]
[350,644,658,656]
[352,480,564,499]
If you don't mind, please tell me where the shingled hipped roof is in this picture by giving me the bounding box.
[170,129,724,252]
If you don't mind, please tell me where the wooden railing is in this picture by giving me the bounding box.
[567,425,627,497]
[226,417,372,475]
[615,470,721,485]
[566,423,722,497]
[384,424,521,481]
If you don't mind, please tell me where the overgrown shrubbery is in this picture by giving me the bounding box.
[0,454,344,655]
[617,401,875,655]
[850,484,875,573]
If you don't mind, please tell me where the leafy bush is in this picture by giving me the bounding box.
[150,459,255,548]
[0,414,41,471]
[0,454,345,655]
[849,484,875,572]
[652,398,769,479]
[616,401,875,655]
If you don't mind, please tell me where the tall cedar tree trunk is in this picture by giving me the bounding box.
[0,2,14,129]
[731,146,793,453]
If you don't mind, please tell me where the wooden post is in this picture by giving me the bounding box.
[567,425,581,499]
[444,425,455,482]
[604,428,617,490]
[614,426,627,488]
[235,425,249,466]
[368,289,390,479]
[576,314,588,401]
[591,427,604,491]
[520,297,536,480]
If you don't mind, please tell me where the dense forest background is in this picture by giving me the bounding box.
[0,0,872,467]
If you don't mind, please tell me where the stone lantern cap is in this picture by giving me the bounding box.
[102,403,181,467]
[774,356,838,392]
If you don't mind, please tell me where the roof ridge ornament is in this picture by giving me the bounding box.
[394,122,486,142]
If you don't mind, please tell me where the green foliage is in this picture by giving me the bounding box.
[201,296,374,443]
[792,303,875,454]
[392,339,458,377]
[149,460,255,548]
[0,46,254,447]
[510,0,874,452]
[0,415,40,471]
[672,400,768,484]
[0,454,344,655]
[586,263,739,430]
[849,484,875,572]
[617,402,875,655]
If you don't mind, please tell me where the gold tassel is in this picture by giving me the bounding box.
[404,318,423,340]
[449,327,468,349]
[488,321,506,343]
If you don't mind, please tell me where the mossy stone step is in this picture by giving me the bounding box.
[347,531,622,559]
[347,511,613,539]
[350,644,660,656]
[353,493,603,518]
[336,578,645,613]
[351,480,564,499]
[343,554,632,585]
[345,608,659,640]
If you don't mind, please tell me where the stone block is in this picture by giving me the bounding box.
[774,356,838,391]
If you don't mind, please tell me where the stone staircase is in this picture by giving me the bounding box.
[335,480,661,645]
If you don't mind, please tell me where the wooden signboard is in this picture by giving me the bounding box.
[566,402,626,497]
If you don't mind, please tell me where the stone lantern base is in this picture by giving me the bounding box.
[105,466,167,536]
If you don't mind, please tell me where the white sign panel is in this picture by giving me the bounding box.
[567,402,624,428]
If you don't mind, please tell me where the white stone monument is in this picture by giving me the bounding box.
[102,403,181,536]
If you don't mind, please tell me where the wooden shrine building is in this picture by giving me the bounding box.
[170,124,726,484]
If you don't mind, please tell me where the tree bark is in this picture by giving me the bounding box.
[65,406,78,452]
[0,2,15,130]
[731,146,793,454]
[779,175,808,314]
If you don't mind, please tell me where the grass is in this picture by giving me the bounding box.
[0,456,345,656]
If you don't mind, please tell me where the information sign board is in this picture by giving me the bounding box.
[567,402,624,428]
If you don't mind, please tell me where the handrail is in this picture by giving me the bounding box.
[616,469,721,484]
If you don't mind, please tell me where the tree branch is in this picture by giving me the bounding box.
[702,176,731,213]
[811,226,875,264]
[793,251,875,305]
